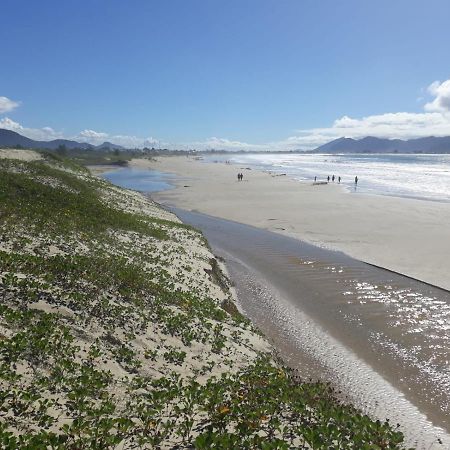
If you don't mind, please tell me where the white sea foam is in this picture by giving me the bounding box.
[209,153,450,202]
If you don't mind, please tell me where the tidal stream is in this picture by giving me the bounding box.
[172,207,450,449]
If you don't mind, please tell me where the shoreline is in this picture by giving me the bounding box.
[129,156,450,291]
[90,156,450,446]
[0,149,416,448]
[172,207,450,448]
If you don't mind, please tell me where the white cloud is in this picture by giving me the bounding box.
[75,129,163,148]
[0,96,20,114]
[425,79,450,112]
[143,137,159,146]
[2,77,450,151]
[282,111,450,150]
[189,78,450,150]
[78,129,109,140]
[0,117,22,131]
[188,137,267,151]
[98,134,161,148]
[0,116,258,150]
[278,78,450,150]
[76,129,110,146]
[75,130,167,148]
[0,119,159,148]
[0,117,63,141]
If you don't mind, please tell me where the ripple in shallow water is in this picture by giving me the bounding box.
[173,208,450,449]
[229,260,450,449]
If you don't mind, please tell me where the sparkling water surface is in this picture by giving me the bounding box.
[174,208,450,449]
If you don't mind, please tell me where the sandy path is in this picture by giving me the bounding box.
[131,156,450,291]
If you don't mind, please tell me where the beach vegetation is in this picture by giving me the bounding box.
[0,154,411,448]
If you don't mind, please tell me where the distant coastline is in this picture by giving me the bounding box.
[203,152,450,203]
[3,128,450,154]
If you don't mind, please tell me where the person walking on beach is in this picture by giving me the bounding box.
[237,173,240,181]
[314,176,317,182]
[338,176,341,183]
[354,176,358,185]
[241,172,244,181]
[327,175,330,182]
[332,175,335,182]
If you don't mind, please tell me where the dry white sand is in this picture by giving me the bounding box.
[131,156,450,291]
[0,149,42,161]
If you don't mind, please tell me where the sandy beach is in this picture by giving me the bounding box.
[131,155,450,291]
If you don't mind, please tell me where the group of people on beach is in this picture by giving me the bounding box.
[314,175,358,185]
[328,175,341,184]
[237,173,244,181]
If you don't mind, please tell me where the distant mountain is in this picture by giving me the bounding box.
[95,141,124,150]
[44,138,95,150]
[0,129,39,148]
[314,136,450,153]
[0,129,95,150]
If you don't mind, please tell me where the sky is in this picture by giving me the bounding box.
[1,0,450,150]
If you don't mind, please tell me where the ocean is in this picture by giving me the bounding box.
[205,153,450,202]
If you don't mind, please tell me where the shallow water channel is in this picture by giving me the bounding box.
[102,167,174,192]
[172,207,450,449]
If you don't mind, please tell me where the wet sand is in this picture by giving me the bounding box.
[133,156,450,291]
[173,208,450,449]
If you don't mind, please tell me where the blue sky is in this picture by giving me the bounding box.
[1,0,450,149]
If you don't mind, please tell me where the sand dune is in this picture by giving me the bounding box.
[0,148,42,161]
